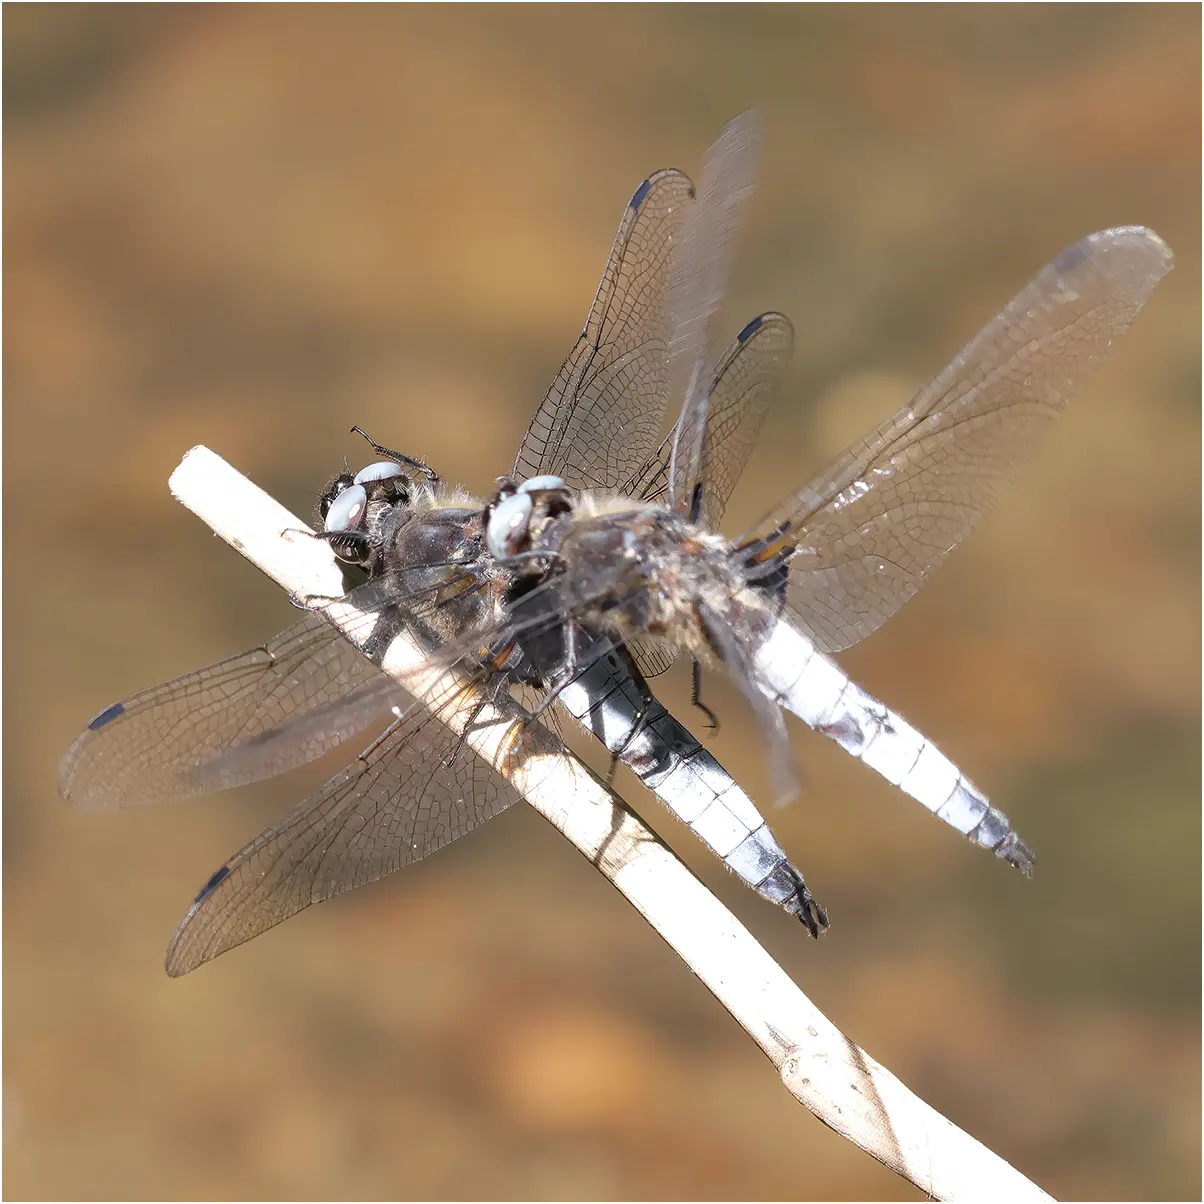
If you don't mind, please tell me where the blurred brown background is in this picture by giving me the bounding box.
[5,5,1199,1200]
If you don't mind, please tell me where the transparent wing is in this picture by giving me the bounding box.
[177,530,557,797]
[59,613,386,809]
[619,635,676,682]
[668,109,762,518]
[514,118,764,680]
[743,226,1174,654]
[221,556,616,750]
[621,311,794,680]
[164,676,524,976]
[627,312,794,528]
[513,168,695,491]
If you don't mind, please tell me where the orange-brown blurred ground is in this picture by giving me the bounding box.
[4,6,1200,1200]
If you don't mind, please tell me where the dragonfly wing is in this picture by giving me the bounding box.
[668,109,762,518]
[185,554,505,782]
[622,635,675,681]
[743,226,1173,653]
[164,677,523,976]
[631,312,794,527]
[622,312,793,681]
[59,613,386,809]
[513,168,695,492]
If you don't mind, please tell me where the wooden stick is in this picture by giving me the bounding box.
[169,445,1051,1202]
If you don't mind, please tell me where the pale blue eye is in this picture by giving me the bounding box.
[486,493,533,559]
[354,461,405,485]
[517,475,566,496]
[324,484,367,533]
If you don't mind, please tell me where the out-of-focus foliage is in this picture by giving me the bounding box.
[5,6,1199,1199]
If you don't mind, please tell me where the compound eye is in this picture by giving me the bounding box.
[517,474,567,496]
[354,461,406,485]
[319,471,355,520]
[486,492,533,559]
[324,483,368,534]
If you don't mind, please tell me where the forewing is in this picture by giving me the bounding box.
[59,614,385,809]
[668,109,762,518]
[747,226,1173,653]
[166,550,514,790]
[164,677,523,976]
[618,312,793,680]
[629,312,794,528]
[513,168,695,491]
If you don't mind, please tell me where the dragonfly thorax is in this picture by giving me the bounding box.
[544,500,750,664]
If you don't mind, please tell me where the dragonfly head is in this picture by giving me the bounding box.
[318,461,422,565]
[485,475,573,561]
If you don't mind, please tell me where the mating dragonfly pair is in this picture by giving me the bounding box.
[60,114,1172,976]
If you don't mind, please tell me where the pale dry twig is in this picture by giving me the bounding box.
[170,444,1051,1202]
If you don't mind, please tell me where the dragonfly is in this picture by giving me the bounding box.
[61,115,1173,977]
[61,119,832,975]
[290,214,1173,938]
[465,222,1174,864]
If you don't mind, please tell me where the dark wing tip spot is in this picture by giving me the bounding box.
[629,176,653,211]
[88,701,126,730]
[194,863,231,904]
[736,314,766,344]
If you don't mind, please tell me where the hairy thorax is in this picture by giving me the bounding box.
[548,494,758,663]
[379,491,496,645]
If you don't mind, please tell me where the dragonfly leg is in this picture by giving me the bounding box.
[697,599,797,805]
[307,527,375,566]
[350,424,440,486]
[528,621,583,720]
[527,629,653,790]
[440,679,512,770]
[690,660,720,732]
[605,657,656,785]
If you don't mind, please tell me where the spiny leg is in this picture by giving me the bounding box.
[350,424,440,486]
[439,677,513,770]
[691,660,720,732]
[528,620,582,721]
[605,645,662,785]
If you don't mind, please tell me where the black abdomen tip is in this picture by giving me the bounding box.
[996,832,1036,877]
